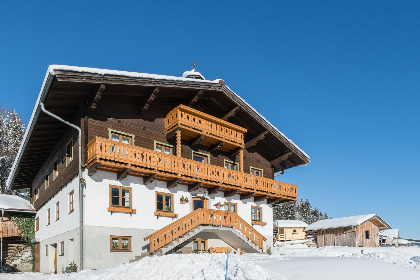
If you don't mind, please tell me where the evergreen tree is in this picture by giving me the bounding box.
[273,198,329,224]
[0,106,25,193]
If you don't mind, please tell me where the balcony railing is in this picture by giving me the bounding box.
[144,208,266,252]
[88,137,297,199]
[165,105,247,149]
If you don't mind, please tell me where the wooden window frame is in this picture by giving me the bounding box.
[60,241,64,256]
[69,191,74,213]
[45,173,49,189]
[224,202,237,213]
[53,158,58,181]
[56,202,60,221]
[47,208,50,225]
[108,129,135,145]
[108,185,136,213]
[193,239,208,252]
[35,217,39,232]
[154,141,173,155]
[250,166,263,177]
[155,192,178,218]
[251,206,267,225]
[66,139,73,166]
[192,151,210,164]
[110,236,132,252]
[223,160,238,171]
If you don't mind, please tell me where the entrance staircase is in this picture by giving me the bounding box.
[135,208,266,260]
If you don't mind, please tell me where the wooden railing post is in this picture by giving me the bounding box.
[176,130,181,157]
[239,149,244,173]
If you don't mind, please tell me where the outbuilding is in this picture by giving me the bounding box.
[306,214,391,247]
[273,220,308,242]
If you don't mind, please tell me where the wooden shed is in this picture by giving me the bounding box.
[306,214,391,247]
[273,220,308,242]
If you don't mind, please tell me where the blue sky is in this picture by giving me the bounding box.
[1,1,419,238]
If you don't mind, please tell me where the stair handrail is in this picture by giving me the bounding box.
[144,208,267,253]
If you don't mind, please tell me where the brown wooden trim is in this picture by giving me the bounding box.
[224,202,237,212]
[188,183,202,192]
[245,131,268,149]
[155,191,175,213]
[167,178,182,189]
[207,186,221,195]
[144,173,157,185]
[191,135,204,146]
[88,162,101,176]
[252,221,267,226]
[109,185,134,211]
[87,84,105,114]
[108,206,137,214]
[254,195,268,202]
[193,238,208,251]
[117,168,131,181]
[138,87,158,114]
[221,105,240,121]
[251,206,263,222]
[154,211,178,218]
[240,192,255,200]
[68,191,74,213]
[188,90,203,106]
[224,189,238,197]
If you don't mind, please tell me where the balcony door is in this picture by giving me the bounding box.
[192,197,207,211]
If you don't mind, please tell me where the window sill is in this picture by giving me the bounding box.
[110,250,132,252]
[108,207,136,214]
[251,221,267,226]
[154,211,178,218]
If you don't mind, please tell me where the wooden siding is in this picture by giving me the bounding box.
[316,220,381,247]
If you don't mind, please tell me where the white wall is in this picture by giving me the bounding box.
[35,175,80,241]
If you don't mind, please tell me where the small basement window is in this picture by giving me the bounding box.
[110,236,131,251]
[193,239,207,252]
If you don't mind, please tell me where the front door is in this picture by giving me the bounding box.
[192,197,207,211]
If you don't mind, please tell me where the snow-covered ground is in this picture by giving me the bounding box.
[0,246,419,280]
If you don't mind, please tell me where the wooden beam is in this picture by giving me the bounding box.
[191,135,204,146]
[221,106,240,121]
[138,87,158,114]
[167,178,182,189]
[143,173,157,185]
[245,131,269,149]
[270,151,293,166]
[210,141,225,152]
[230,148,243,157]
[207,186,221,195]
[117,168,131,181]
[224,189,238,197]
[267,198,283,204]
[188,183,202,192]
[87,84,105,114]
[88,162,101,176]
[253,195,268,202]
[240,192,255,200]
[189,90,203,106]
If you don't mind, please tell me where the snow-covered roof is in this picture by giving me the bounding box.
[274,220,308,228]
[380,229,399,238]
[182,69,205,80]
[0,194,35,212]
[306,214,384,231]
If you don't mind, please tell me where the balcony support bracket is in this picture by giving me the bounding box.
[211,141,225,152]
[88,162,101,176]
[224,189,238,197]
[221,105,240,121]
[167,178,182,189]
[240,192,255,200]
[245,131,269,149]
[138,87,158,114]
[207,186,222,195]
[188,183,202,192]
[267,197,283,205]
[117,168,131,181]
[191,135,204,147]
[188,90,203,106]
[144,173,157,185]
[87,84,105,114]
[254,195,269,202]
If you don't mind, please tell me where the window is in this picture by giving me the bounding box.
[108,185,135,213]
[60,241,64,256]
[110,131,133,145]
[365,231,370,239]
[53,159,58,180]
[293,229,297,234]
[69,191,74,213]
[56,202,60,221]
[34,188,39,202]
[45,173,49,189]
[110,236,131,251]
[155,141,173,155]
[66,140,73,166]
[35,217,39,231]
[192,152,209,164]
[47,208,50,225]
[45,245,48,256]
[250,167,263,177]
[224,202,237,212]
[251,206,267,225]
[251,206,262,221]
[193,239,207,252]
[224,160,238,171]
[155,192,177,217]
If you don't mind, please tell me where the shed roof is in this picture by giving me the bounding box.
[0,194,35,213]
[305,214,391,231]
[274,220,308,228]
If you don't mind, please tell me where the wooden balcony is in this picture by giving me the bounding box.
[87,137,297,201]
[165,105,247,152]
[144,208,266,252]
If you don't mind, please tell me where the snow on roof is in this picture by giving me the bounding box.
[0,194,35,212]
[305,214,377,231]
[380,229,399,238]
[274,220,308,228]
